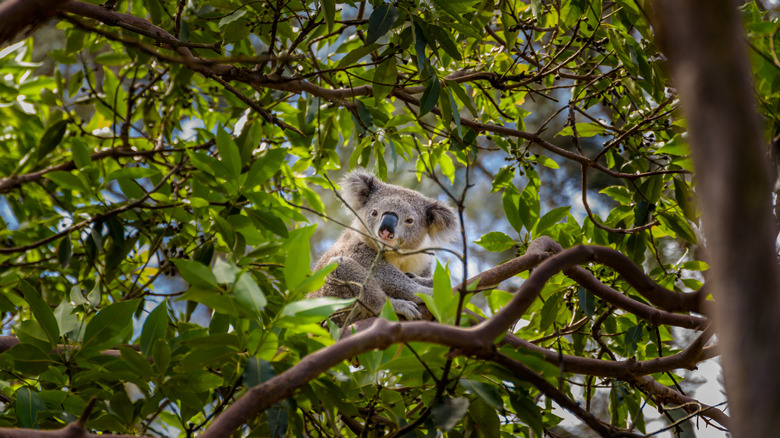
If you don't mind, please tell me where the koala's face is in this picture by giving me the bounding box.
[340,169,458,250]
[361,195,429,249]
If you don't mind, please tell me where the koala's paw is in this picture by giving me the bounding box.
[390,299,422,320]
[406,272,435,288]
[415,285,433,298]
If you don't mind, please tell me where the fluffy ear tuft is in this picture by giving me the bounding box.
[426,201,458,243]
[340,168,381,209]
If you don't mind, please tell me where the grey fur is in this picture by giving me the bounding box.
[309,169,458,325]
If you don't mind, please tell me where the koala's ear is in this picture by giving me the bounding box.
[426,201,458,243]
[340,169,380,208]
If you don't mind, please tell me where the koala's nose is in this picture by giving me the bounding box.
[378,213,398,240]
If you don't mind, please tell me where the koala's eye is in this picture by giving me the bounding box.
[371,210,378,216]
[405,218,414,224]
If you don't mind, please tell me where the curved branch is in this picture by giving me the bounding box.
[501,325,718,380]
[63,1,197,60]
[564,244,708,314]
[473,245,707,341]
[458,235,560,290]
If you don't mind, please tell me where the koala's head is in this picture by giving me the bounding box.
[340,169,458,250]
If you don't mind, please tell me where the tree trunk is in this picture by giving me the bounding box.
[655,0,780,436]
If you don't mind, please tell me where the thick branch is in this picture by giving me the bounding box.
[0,0,70,44]
[501,327,717,380]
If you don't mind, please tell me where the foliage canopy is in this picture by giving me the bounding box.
[0,0,777,436]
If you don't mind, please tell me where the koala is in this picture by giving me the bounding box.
[308,169,458,325]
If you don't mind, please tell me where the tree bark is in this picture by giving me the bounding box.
[655,1,780,436]
[0,0,70,44]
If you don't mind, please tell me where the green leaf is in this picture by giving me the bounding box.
[217,127,241,178]
[431,25,462,60]
[178,288,247,317]
[623,323,644,356]
[536,206,570,234]
[119,345,154,375]
[19,280,59,348]
[37,120,68,163]
[432,396,469,431]
[81,299,139,352]
[509,393,543,437]
[280,297,354,319]
[518,183,540,231]
[71,138,93,169]
[244,357,275,388]
[293,262,338,295]
[248,210,289,237]
[234,272,267,312]
[94,51,131,66]
[501,3,519,50]
[427,262,457,324]
[557,122,606,138]
[461,379,504,410]
[337,43,381,69]
[432,0,480,16]
[577,287,595,317]
[468,397,500,438]
[474,231,516,252]
[600,185,632,204]
[673,178,698,221]
[16,387,45,429]
[244,148,287,190]
[633,201,655,226]
[658,212,697,244]
[139,300,168,356]
[284,226,315,291]
[8,344,53,375]
[173,259,220,290]
[188,151,231,179]
[366,4,399,44]
[448,80,477,117]
[413,21,429,71]
[539,292,562,332]
[218,9,246,26]
[153,338,171,375]
[223,19,250,43]
[323,0,335,31]
[559,0,585,30]
[213,258,241,284]
[373,57,397,106]
[57,235,72,269]
[419,75,441,117]
[106,166,158,182]
[536,155,559,169]
[54,298,79,335]
[46,170,85,192]
[502,185,523,234]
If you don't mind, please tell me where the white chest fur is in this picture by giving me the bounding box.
[383,235,434,275]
